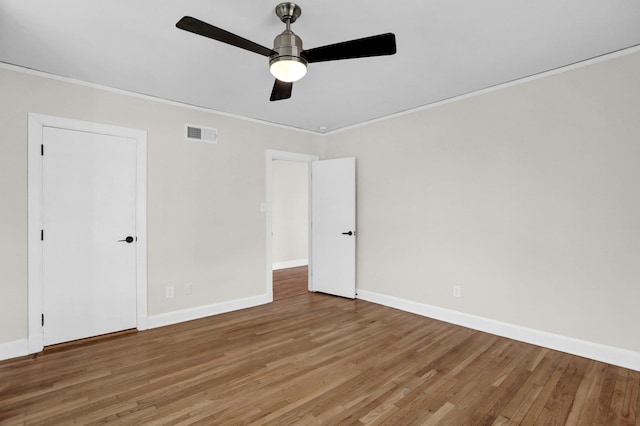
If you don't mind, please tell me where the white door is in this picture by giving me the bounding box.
[311,158,356,298]
[42,127,138,346]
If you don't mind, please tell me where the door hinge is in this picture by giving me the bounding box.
[41,314,44,326]
[41,144,44,156]
[41,229,44,241]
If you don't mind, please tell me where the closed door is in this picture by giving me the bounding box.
[311,158,356,298]
[42,126,138,346]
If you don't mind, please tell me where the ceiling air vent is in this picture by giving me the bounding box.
[185,124,218,144]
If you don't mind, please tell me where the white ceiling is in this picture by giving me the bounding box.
[1,0,639,133]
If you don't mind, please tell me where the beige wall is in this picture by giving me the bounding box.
[272,160,308,265]
[0,67,322,344]
[323,51,640,353]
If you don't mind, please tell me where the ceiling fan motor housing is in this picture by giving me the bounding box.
[270,30,307,66]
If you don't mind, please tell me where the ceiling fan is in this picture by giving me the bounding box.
[176,2,397,101]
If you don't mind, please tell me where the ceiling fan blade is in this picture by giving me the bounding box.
[303,33,396,63]
[270,79,293,101]
[176,16,274,57]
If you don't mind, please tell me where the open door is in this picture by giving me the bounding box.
[311,158,356,298]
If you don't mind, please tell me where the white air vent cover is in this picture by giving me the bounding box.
[185,124,218,144]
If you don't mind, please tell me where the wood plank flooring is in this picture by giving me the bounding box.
[273,266,309,300]
[1,266,638,425]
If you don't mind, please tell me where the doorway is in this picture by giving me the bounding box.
[265,150,357,301]
[265,150,318,301]
[28,114,148,354]
[272,159,310,300]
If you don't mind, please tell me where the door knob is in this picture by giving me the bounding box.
[341,231,353,236]
[118,236,135,243]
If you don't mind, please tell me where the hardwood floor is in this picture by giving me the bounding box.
[1,267,638,425]
[273,266,309,301]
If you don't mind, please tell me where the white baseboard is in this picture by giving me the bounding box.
[8,290,637,371]
[137,315,149,331]
[0,339,29,362]
[0,296,269,362]
[147,294,271,329]
[273,259,308,270]
[357,289,640,372]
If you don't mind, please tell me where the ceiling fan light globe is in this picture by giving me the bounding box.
[269,58,307,82]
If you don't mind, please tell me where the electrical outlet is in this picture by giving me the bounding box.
[166,286,175,299]
[185,283,192,295]
[453,285,461,298]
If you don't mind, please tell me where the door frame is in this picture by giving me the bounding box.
[265,150,318,300]
[27,113,148,354]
